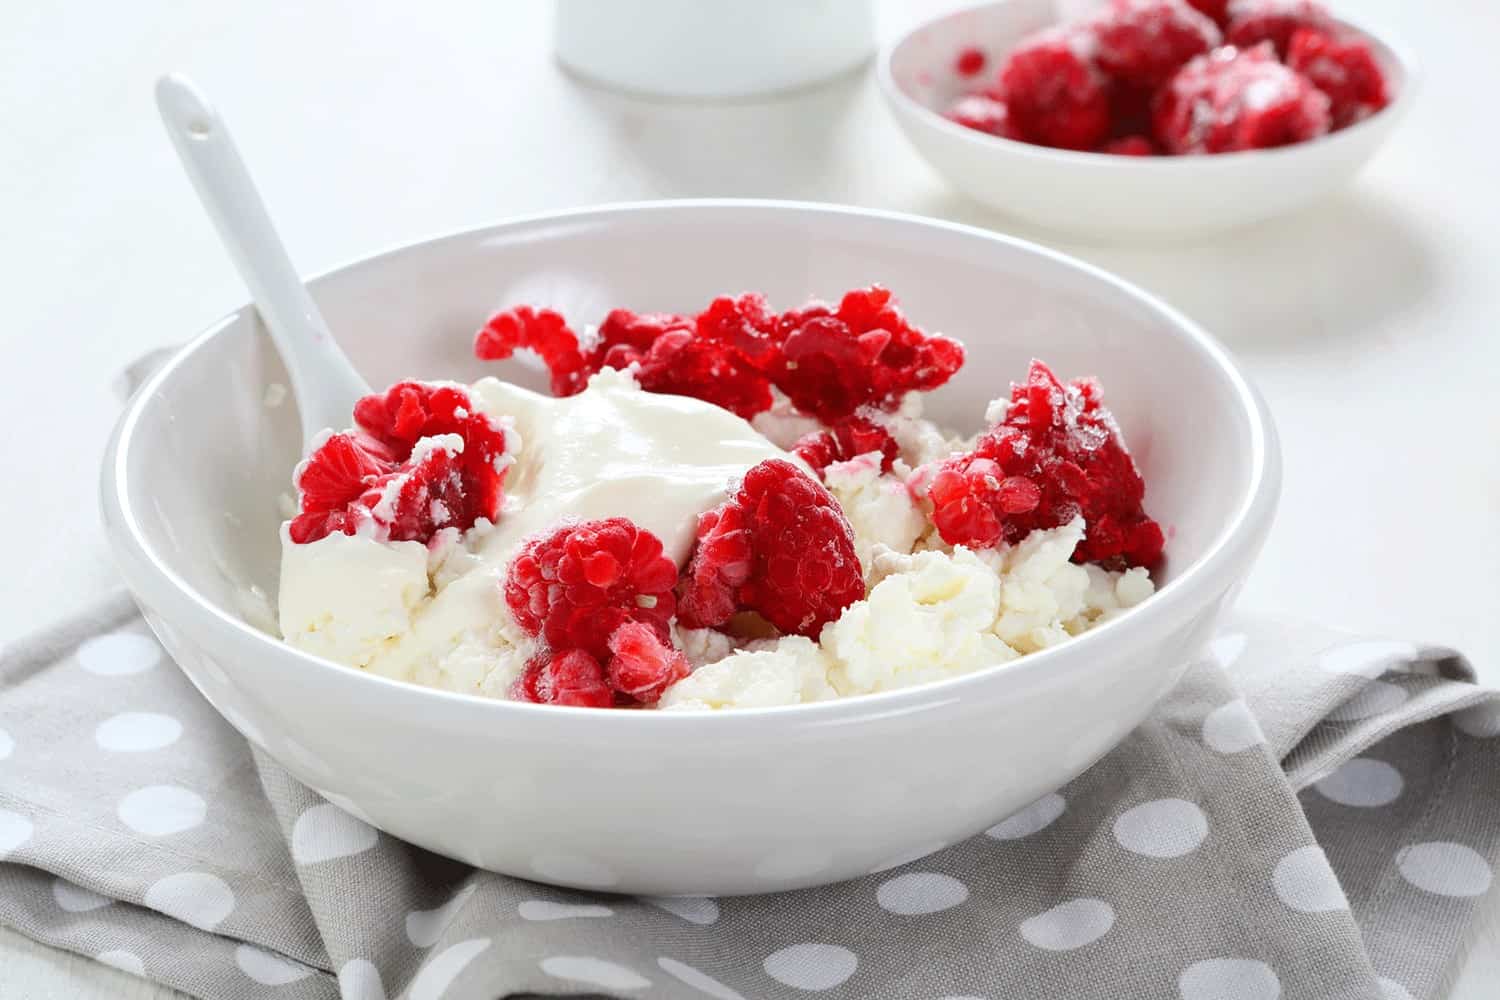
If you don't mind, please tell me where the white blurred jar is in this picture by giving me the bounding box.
[554,0,876,99]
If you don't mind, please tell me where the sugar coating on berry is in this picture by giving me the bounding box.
[513,649,614,708]
[943,94,1024,139]
[605,620,691,703]
[1091,0,1222,88]
[680,459,865,637]
[1285,27,1389,128]
[794,415,899,477]
[926,360,1163,568]
[290,382,515,545]
[1225,0,1332,56]
[474,305,590,397]
[999,26,1112,150]
[1153,43,1331,154]
[504,517,678,661]
[955,46,988,77]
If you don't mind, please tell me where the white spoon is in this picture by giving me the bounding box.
[155,73,369,447]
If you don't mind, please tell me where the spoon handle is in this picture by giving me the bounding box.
[155,73,369,443]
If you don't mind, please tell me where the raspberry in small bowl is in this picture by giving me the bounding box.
[878,0,1415,239]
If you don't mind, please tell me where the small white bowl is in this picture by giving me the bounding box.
[878,0,1417,240]
[101,201,1279,894]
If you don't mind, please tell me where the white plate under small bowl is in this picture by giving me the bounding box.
[879,0,1417,241]
[101,200,1279,895]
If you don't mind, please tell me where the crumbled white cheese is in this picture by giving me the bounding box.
[658,636,837,710]
[823,455,927,576]
[823,548,1017,696]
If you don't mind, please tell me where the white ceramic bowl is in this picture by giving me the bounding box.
[878,0,1416,240]
[101,201,1279,895]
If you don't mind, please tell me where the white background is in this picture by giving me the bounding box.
[1,1,1495,996]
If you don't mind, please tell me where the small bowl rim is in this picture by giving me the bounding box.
[103,198,1280,729]
[876,0,1420,168]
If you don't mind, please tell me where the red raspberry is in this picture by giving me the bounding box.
[999,26,1112,150]
[1184,0,1231,26]
[926,360,1163,568]
[605,621,691,703]
[955,46,988,77]
[1224,0,1332,56]
[288,432,396,543]
[1153,44,1331,154]
[680,459,864,637]
[695,293,783,368]
[793,415,899,476]
[597,309,774,420]
[943,94,1025,139]
[587,309,693,371]
[513,649,614,708]
[1101,135,1158,155]
[1109,83,1158,138]
[359,437,469,543]
[290,382,515,545]
[504,518,678,661]
[767,287,965,424]
[1285,27,1389,129]
[474,305,590,397]
[353,381,514,522]
[1091,0,1222,89]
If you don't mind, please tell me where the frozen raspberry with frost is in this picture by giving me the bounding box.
[353,381,514,522]
[504,518,678,661]
[288,432,395,543]
[767,287,965,424]
[290,382,515,545]
[1101,135,1158,155]
[1091,0,1222,89]
[680,459,864,637]
[926,360,1163,568]
[513,649,614,708]
[474,305,590,397]
[1153,44,1331,154]
[1285,27,1389,128]
[360,436,470,543]
[794,415,899,476]
[943,94,1025,139]
[587,309,692,371]
[955,46,988,77]
[595,308,774,420]
[1185,0,1231,26]
[605,621,691,703]
[1224,0,1332,56]
[999,26,1112,150]
[695,293,782,368]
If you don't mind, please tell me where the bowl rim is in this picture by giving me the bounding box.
[103,198,1281,728]
[876,0,1420,167]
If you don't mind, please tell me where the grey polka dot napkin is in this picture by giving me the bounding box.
[1,597,1496,1000]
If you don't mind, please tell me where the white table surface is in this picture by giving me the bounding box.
[3,1,1495,996]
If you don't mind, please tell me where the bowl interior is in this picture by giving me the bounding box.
[888,0,1408,136]
[119,203,1258,645]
